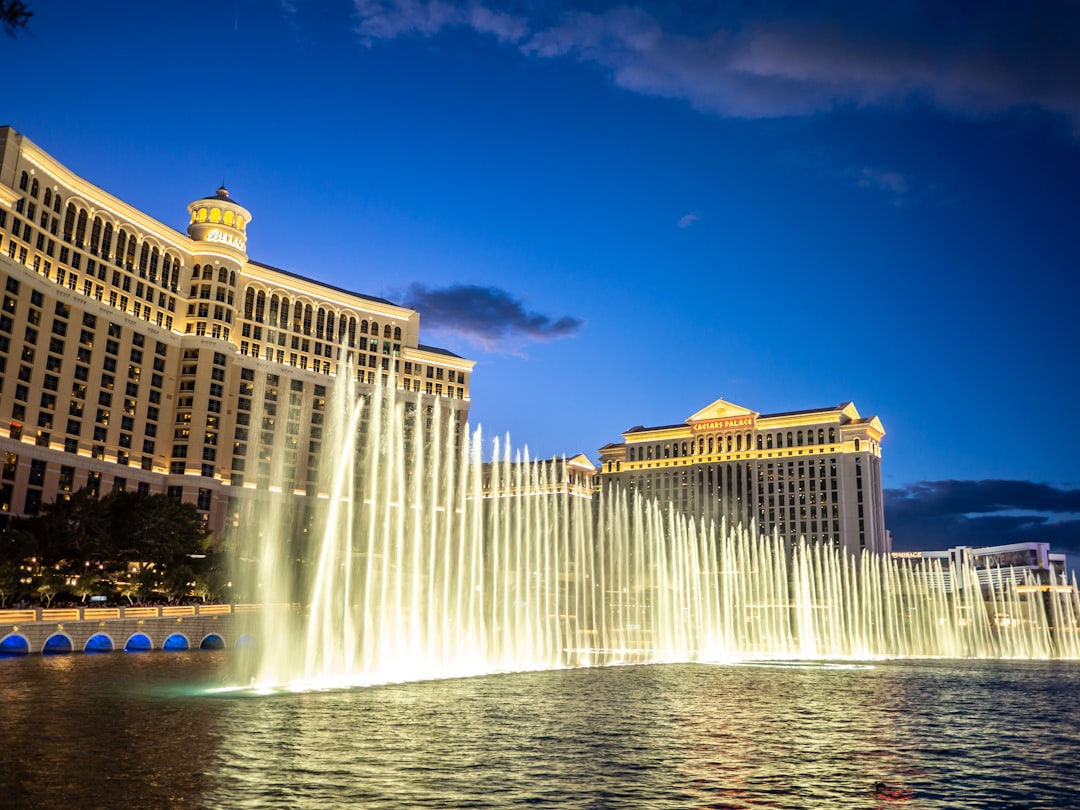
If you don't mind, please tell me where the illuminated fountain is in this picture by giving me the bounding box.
[230,374,1080,691]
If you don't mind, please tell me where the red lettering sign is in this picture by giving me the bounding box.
[690,416,754,432]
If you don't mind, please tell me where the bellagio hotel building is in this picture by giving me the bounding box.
[598,397,888,555]
[0,127,474,533]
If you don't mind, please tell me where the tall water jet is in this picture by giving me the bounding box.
[229,375,1080,691]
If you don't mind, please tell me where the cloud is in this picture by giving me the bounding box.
[885,480,1080,556]
[400,282,584,350]
[676,210,700,228]
[350,1,1080,132]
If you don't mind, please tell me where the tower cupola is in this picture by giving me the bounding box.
[187,184,252,258]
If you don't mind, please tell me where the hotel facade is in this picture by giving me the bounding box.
[598,398,888,555]
[0,127,473,533]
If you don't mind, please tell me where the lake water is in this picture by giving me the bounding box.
[2,653,1078,809]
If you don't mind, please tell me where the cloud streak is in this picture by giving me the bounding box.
[401,282,584,350]
[885,480,1080,555]
[350,1,1080,132]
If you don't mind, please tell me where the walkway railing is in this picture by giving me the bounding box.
[0,604,289,624]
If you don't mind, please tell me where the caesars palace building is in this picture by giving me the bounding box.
[598,398,888,555]
[0,127,474,533]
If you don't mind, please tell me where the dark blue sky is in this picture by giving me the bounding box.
[5,1,1079,552]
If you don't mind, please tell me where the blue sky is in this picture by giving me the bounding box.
[5,1,1079,552]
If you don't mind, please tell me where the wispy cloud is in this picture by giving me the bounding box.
[400,282,584,352]
[350,1,1080,133]
[885,480,1080,554]
[676,210,700,228]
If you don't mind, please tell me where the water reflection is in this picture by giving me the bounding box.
[2,655,1078,809]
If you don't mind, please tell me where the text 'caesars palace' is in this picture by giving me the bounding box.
[0,127,887,555]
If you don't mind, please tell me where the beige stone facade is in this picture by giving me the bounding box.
[598,398,888,554]
[0,127,473,533]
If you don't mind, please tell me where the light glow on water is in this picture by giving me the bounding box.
[229,374,1080,692]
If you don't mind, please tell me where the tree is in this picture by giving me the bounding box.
[35,568,64,607]
[1,1,31,37]
[109,492,209,571]
[22,488,112,570]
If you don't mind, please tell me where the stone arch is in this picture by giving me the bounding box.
[124,632,153,652]
[84,633,114,653]
[163,633,190,651]
[0,633,30,655]
[43,633,74,655]
[200,633,226,650]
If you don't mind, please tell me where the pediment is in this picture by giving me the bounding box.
[687,398,757,425]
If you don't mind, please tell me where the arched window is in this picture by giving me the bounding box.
[736,434,743,451]
[708,436,714,454]
[192,264,201,281]
[818,429,825,444]
[229,271,236,287]
[797,431,803,446]
[30,178,39,197]
[383,324,391,338]
[90,217,102,254]
[394,326,401,340]
[139,242,150,274]
[243,288,255,319]
[64,203,77,240]
[292,302,303,331]
[102,222,113,260]
[43,188,52,207]
[854,439,861,452]
[682,442,687,455]
[316,308,325,339]
[209,207,221,223]
[218,267,228,283]
[18,171,28,191]
[268,295,279,324]
[53,193,62,213]
[197,208,208,223]
[348,317,357,347]
[201,265,213,280]
[125,233,137,269]
[360,320,368,334]
[828,427,836,443]
[149,247,160,281]
[757,435,763,450]
[115,229,128,266]
[75,209,88,246]
[171,259,181,289]
[303,304,312,335]
[370,320,379,336]
[767,434,773,449]
[326,311,336,343]
[278,297,289,328]
[255,291,266,322]
[786,432,793,447]
[224,211,234,226]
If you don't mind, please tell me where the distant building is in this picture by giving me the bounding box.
[0,127,474,533]
[598,398,887,554]
[891,542,1071,593]
[480,453,597,500]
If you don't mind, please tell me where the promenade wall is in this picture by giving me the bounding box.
[0,604,265,654]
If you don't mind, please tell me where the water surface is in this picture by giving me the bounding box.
[2,654,1077,809]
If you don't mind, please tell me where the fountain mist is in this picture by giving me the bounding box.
[230,376,1080,690]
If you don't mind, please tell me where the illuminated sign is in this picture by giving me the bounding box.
[890,552,924,559]
[691,416,754,432]
[204,228,246,251]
